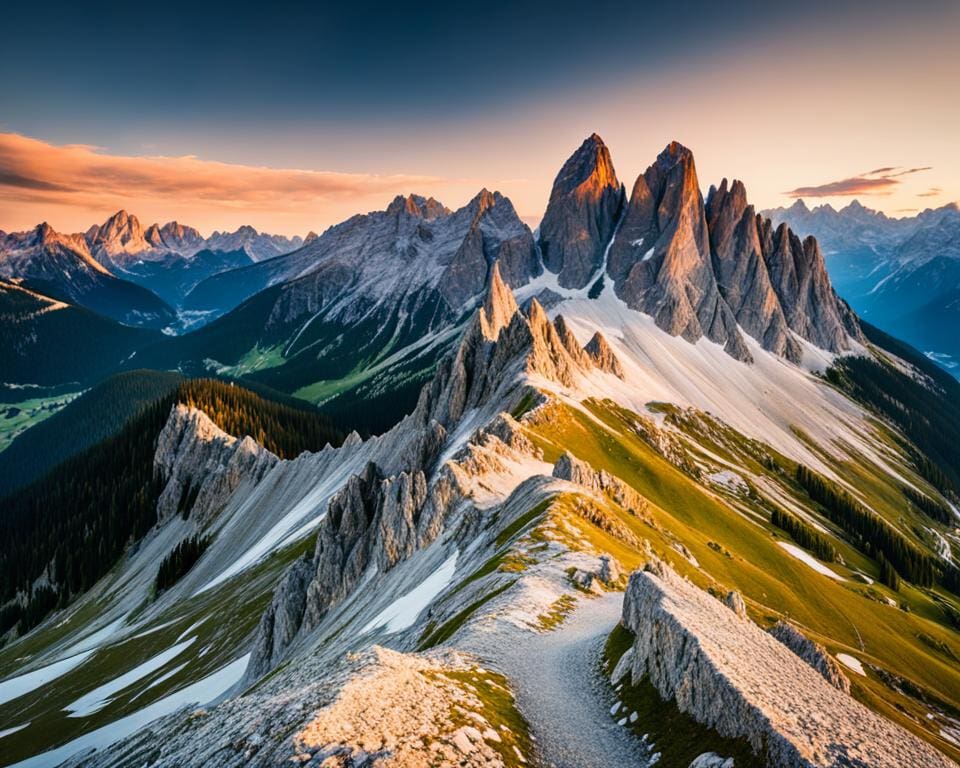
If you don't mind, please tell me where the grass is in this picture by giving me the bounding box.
[495,498,554,548]
[215,343,288,376]
[523,397,960,762]
[430,666,533,767]
[418,582,514,651]
[535,594,577,631]
[0,529,315,764]
[0,392,80,452]
[510,389,539,420]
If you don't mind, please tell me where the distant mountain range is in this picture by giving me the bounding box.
[1,138,869,426]
[763,199,960,374]
[0,223,176,328]
[0,212,308,322]
[83,209,307,268]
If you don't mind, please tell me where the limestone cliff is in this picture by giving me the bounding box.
[620,560,953,767]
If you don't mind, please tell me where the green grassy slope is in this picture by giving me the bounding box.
[524,398,960,761]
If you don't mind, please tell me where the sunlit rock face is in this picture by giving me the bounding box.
[539,133,625,290]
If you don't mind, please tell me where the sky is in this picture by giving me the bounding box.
[1,0,958,236]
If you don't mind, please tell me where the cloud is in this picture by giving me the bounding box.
[784,165,932,199]
[784,176,898,198]
[884,166,931,178]
[0,132,445,216]
[918,187,942,197]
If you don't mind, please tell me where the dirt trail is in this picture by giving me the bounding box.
[483,592,650,768]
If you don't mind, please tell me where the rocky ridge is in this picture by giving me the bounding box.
[619,559,955,767]
[768,620,850,694]
[246,262,627,678]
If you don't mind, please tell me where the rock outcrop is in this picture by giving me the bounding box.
[584,331,625,378]
[705,179,803,362]
[538,136,864,363]
[539,134,625,289]
[768,620,850,694]
[553,452,650,519]
[154,404,278,525]
[620,560,954,767]
[248,268,574,678]
[248,461,449,677]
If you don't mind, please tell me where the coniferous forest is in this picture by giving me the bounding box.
[0,379,343,636]
[795,465,938,587]
[826,321,960,495]
[155,534,212,593]
[771,507,839,563]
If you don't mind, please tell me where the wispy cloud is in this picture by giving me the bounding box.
[918,187,942,198]
[784,165,932,199]
[0,133,445,215]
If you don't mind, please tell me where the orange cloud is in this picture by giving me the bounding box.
[0,133,447,233]
[784,165,932,199]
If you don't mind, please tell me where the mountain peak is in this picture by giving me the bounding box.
[35,221,56,244]
[538,134,624,288]
[479,261,519,340]
[386,194,451,221]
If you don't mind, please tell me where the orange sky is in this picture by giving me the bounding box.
[2,16,957,237]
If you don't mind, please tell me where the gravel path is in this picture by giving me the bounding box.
[484,592,650,768]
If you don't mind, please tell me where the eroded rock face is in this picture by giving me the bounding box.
[536,136,863,364]
[606,142,751,361]
[769,620,850,694]
[154,404,278,525]
[539,134,625,289]
[705,179,802,363]
[248,462,443,678]
[621,560,954,767]
[758,219,865,351]
[248,268,577,679]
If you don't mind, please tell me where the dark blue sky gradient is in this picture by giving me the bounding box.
[3,0,949,137]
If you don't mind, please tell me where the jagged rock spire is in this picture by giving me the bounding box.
[606,141,751,362]
[479,261,519,340]
[585,331,625,379]
[539,134,625,289]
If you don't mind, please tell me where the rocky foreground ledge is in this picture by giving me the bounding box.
[619,560,956,768]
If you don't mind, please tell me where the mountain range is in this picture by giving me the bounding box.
[132,137,864,426]
[1,135,959,768]
[764,199,960,374]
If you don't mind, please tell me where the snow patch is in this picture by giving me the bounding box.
[64,637,197,718]
[836,653,866,676]
[361,551,459,634]
[9,654,250,768]
[0,723,30,739]
[0,650,96,707]
[777,542,845,581]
